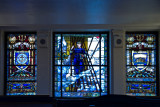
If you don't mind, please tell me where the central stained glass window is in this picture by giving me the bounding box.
[54,33,108,97]
[126,32,157,96]
[6,33,37,95]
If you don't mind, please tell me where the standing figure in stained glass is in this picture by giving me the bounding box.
[70,41,86,85]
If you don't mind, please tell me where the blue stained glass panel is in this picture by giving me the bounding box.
[54,33,108,97]
[126,83,156,96]
[126,33,157,96]
[7,82,36,95]
[6,33,37,95]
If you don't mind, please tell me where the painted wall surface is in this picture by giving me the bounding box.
[0,0,160,25]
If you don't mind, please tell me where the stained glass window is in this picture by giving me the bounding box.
[6,33,37,95]
[54,33,108,98]
[126,32,157,96]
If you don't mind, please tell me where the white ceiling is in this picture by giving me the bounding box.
[0,0,160,25]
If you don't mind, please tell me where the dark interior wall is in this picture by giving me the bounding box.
[0,0,160,25]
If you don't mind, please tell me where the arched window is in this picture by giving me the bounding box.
[5,32,37,95]
[54,32,109,98]
[126,32,158,96]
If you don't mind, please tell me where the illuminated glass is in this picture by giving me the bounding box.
[6,33,37,95]
[126,33,157,96]
[54,33,108,97]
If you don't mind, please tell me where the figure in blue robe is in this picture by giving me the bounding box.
[70,42,86,86]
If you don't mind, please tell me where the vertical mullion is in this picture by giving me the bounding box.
[61,34,63,98]
[53,33,55,97]
[35,34,37,94]
[70,37,72,77]
[107,32,110,95]
[100,34,101,96]
[126,33,128,94]
[4,33,7,95]
[156,33,159,96]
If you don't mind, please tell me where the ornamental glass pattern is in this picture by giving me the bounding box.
[6,33,37,95]
[126,32,157,96]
